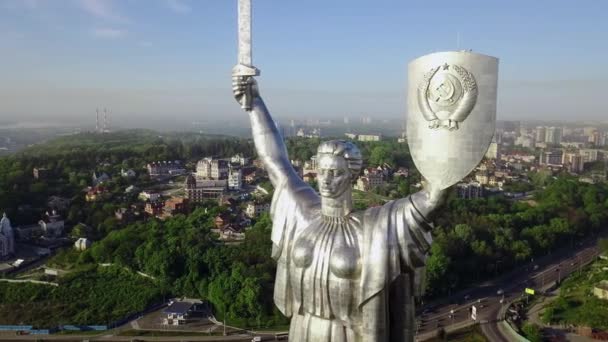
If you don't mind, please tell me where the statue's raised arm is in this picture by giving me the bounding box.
[232,76,296,188]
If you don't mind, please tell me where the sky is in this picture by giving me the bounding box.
[0,0,607,128]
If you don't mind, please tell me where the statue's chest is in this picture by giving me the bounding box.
[292,216,362,279]
[290,215,363,318]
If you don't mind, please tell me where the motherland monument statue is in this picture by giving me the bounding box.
[231,1,499,340]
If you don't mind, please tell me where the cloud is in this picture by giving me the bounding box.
[79,0,129,22]
[166,0,191,14]
[138,41,153,47]
[92,27,126,39]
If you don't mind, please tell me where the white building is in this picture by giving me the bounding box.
[563,152,584,173]
[228,168,243,191]
[196,158,229,180]
[358,134,382,142]
[545,127,563,145]
[535,126,546,143]
[0,213,16,259]
[230,154,249,166]
[580,149,604,163]
[485,141,499,159]
[139,190,161,202]
[456,182,484,199]
[246,202,270,218]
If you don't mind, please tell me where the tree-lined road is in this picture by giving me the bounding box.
[415,236,603,341]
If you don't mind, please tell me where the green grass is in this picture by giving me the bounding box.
[0,265,163,328]
[541,258,608,329]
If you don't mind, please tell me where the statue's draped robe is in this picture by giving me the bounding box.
[270,177,432,342]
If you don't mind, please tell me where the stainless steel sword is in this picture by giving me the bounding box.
[232,0,260,111]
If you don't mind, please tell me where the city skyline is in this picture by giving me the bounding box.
[1,0,607,128]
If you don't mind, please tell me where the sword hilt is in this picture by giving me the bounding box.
[233,64,260,111]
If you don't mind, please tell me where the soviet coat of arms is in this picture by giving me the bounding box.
[418,63,478,130]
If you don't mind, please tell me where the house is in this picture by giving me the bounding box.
[162,197,189,218]
[594,280,608,300]
[218,196,238,208]
[242,168,258,184]
[86,186,108,202]
[252,159,265,169]
[144,201,164,217]
[162,300,205,326]
[184,175,226,202]
[147,161,184,176]
[139,190,161,202]
[92,172,110,185]
[33,167,50,180]
[230,154,249,166]
[246,201,270,218]
[393,168,409,178]
[121,168,136,178]
[355,172,383,191]
[228,168,243,191]
[196,158,229,180]
[303,172,317,183]
[219,225,245,240]
[115,208,135,222]
[39,211,64,237]
[456,181,484,199]
[214,213,232,229]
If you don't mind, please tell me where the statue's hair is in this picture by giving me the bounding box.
[317,140,363,179]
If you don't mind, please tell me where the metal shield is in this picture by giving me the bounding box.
[407,51,498,190]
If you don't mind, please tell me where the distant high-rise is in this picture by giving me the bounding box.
[485,141,499,159]
[535,126,546,143]
[563,152,584,173]
[539,149,563,166]
[590,130,601,146]
[545,127,562,145]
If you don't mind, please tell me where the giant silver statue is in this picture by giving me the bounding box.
[231,1,498,341]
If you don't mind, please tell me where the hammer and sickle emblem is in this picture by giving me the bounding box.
[417,63,478,130]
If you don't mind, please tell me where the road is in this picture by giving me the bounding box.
[415,235,603,341]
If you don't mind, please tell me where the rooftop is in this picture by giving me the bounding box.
[163,301,194,315]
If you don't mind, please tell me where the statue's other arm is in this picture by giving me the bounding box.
[233,76,297,187]
[397,185,448,269]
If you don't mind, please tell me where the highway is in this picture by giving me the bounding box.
[415,236,603,341]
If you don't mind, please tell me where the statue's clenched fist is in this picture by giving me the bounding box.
[232,75,259,109]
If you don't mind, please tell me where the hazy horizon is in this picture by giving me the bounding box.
[1,0,607,127]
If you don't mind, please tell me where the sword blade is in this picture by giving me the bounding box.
[238,0,252,66]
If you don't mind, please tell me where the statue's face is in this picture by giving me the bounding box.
[317,154,351,199]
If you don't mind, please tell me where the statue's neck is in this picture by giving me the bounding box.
[321,189,353,217]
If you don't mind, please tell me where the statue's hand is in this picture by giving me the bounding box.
[414,179,448,221]
[232,75,259,109]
